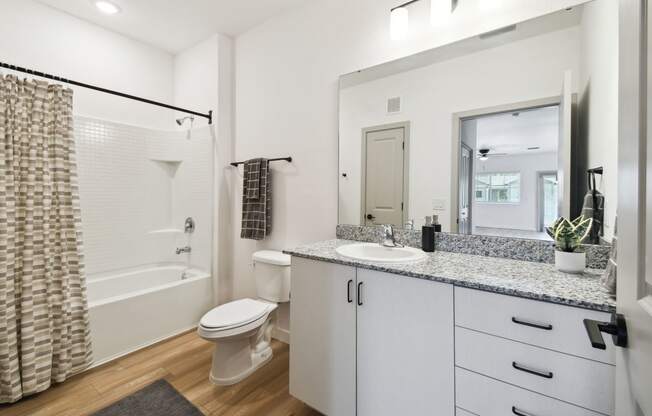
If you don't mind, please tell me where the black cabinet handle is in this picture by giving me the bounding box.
[583,313,628,350]
[511,317,553,331]
[347,279,353,303]
[366,214,375,220]
[357,282,364,306]
[512,362,553,379]
[512,406,536,416]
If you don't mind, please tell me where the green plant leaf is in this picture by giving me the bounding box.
[548,215,593,252]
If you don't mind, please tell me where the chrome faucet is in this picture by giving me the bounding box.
[404,219,415,230]
[381,224,402,248]
[176,246,192,255]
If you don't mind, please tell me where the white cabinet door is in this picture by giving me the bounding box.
[356,269,455,416]
[289,257,356,416]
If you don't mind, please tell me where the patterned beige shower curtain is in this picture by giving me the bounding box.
[0,75,92,403]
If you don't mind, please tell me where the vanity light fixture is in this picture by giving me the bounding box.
[95,1,121,15]
[390,0,458,40]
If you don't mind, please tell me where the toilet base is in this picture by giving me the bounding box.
[206,315,275,386]
[209,345,273,385]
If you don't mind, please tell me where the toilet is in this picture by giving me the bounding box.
[197,250,291,385]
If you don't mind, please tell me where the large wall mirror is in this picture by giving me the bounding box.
[338,0,617,244]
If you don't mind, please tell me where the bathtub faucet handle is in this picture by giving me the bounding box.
[176,246,192,255]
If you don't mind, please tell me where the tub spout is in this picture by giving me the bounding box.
[176,246,191,255]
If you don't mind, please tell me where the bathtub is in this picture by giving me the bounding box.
[87,265,213,366]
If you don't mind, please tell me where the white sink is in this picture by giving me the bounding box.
[335,243,427,264]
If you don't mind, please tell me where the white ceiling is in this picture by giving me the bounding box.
[474,105,559,155]
[36,0,311,53]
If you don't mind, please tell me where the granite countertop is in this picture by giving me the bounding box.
[284,239,616,313]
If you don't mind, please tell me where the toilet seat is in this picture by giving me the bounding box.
[198,299,277,340]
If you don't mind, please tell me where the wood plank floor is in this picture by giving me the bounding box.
[0,331,322,416]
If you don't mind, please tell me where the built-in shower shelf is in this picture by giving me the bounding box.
[148,157,183,163]
[148,228,183,235]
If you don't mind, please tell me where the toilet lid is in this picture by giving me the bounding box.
[252,250,291,266]
[200,298,272,329]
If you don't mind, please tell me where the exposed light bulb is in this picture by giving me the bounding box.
[390,7,409,40]
[430,0,451,27]
[95,1,121,15]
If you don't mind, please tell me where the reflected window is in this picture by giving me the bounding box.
[475,172,521,203]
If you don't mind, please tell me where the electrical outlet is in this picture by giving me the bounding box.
[432,199,446,211]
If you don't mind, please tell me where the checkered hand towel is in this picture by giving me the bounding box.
[241,158,272,240]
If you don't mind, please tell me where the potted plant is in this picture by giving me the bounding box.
[546,216,593,274]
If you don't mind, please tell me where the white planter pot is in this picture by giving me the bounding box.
[555,250,586,274]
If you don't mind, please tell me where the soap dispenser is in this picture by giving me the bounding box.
[432,215,442,232]
[422,216,435,252]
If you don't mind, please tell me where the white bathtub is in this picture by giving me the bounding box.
[87,265,213,366]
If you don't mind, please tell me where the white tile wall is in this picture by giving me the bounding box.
[74,116,213,278]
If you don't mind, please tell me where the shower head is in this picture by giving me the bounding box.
[176,116,195,126]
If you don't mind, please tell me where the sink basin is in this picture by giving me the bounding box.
[335,243,427,264]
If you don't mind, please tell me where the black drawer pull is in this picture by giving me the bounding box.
[347,280,353,303]
[512,362,553,379]
[512,406,536,416]
[512,317,553,331]
[357,282,364,306]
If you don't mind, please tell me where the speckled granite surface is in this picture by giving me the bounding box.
[284,239,616,313]
[336,224,612,269]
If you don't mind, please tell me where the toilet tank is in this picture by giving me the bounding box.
[253,250,291,303]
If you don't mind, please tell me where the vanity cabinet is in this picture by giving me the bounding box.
[356,268,454,416]
[289,258,357,416]
[454,287,615,416]
[289,257,614,416]
[289,257,454,416]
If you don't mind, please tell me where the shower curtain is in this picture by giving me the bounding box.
[0,75,92,403]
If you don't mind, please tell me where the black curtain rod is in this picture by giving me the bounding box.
[391,0,421,11]
[230,157,292,167]
[0,61,213,124]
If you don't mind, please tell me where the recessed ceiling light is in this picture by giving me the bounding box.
[95,1,121,15]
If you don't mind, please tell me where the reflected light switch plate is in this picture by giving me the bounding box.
[432,199,446,211]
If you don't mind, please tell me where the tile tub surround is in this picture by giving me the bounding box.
[336,225,612,269]
[284,239,616,312]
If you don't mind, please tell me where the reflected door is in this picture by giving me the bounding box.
[539,172,558,231]
[362,127,405,227]
[458,144,473,234]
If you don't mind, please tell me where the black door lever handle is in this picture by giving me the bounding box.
[583,313,628,350]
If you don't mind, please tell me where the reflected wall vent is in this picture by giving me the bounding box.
[387,96,402,114]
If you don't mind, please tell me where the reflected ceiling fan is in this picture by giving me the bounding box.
[477,148,507,161]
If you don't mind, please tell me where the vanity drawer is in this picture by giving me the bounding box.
[455,327,614,415]
[456,368,605,416]
[454,287,615,364]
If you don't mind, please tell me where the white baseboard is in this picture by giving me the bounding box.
[272,327,290,344]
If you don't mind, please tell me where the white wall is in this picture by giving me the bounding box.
[578,0,619,241]
[339,27,579,230]
[173,34,236,309]
[233,0,591,300]
[75,117,213,278]
[0,0,176,129]
[0,1,219,280]
[473,152,558,231]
